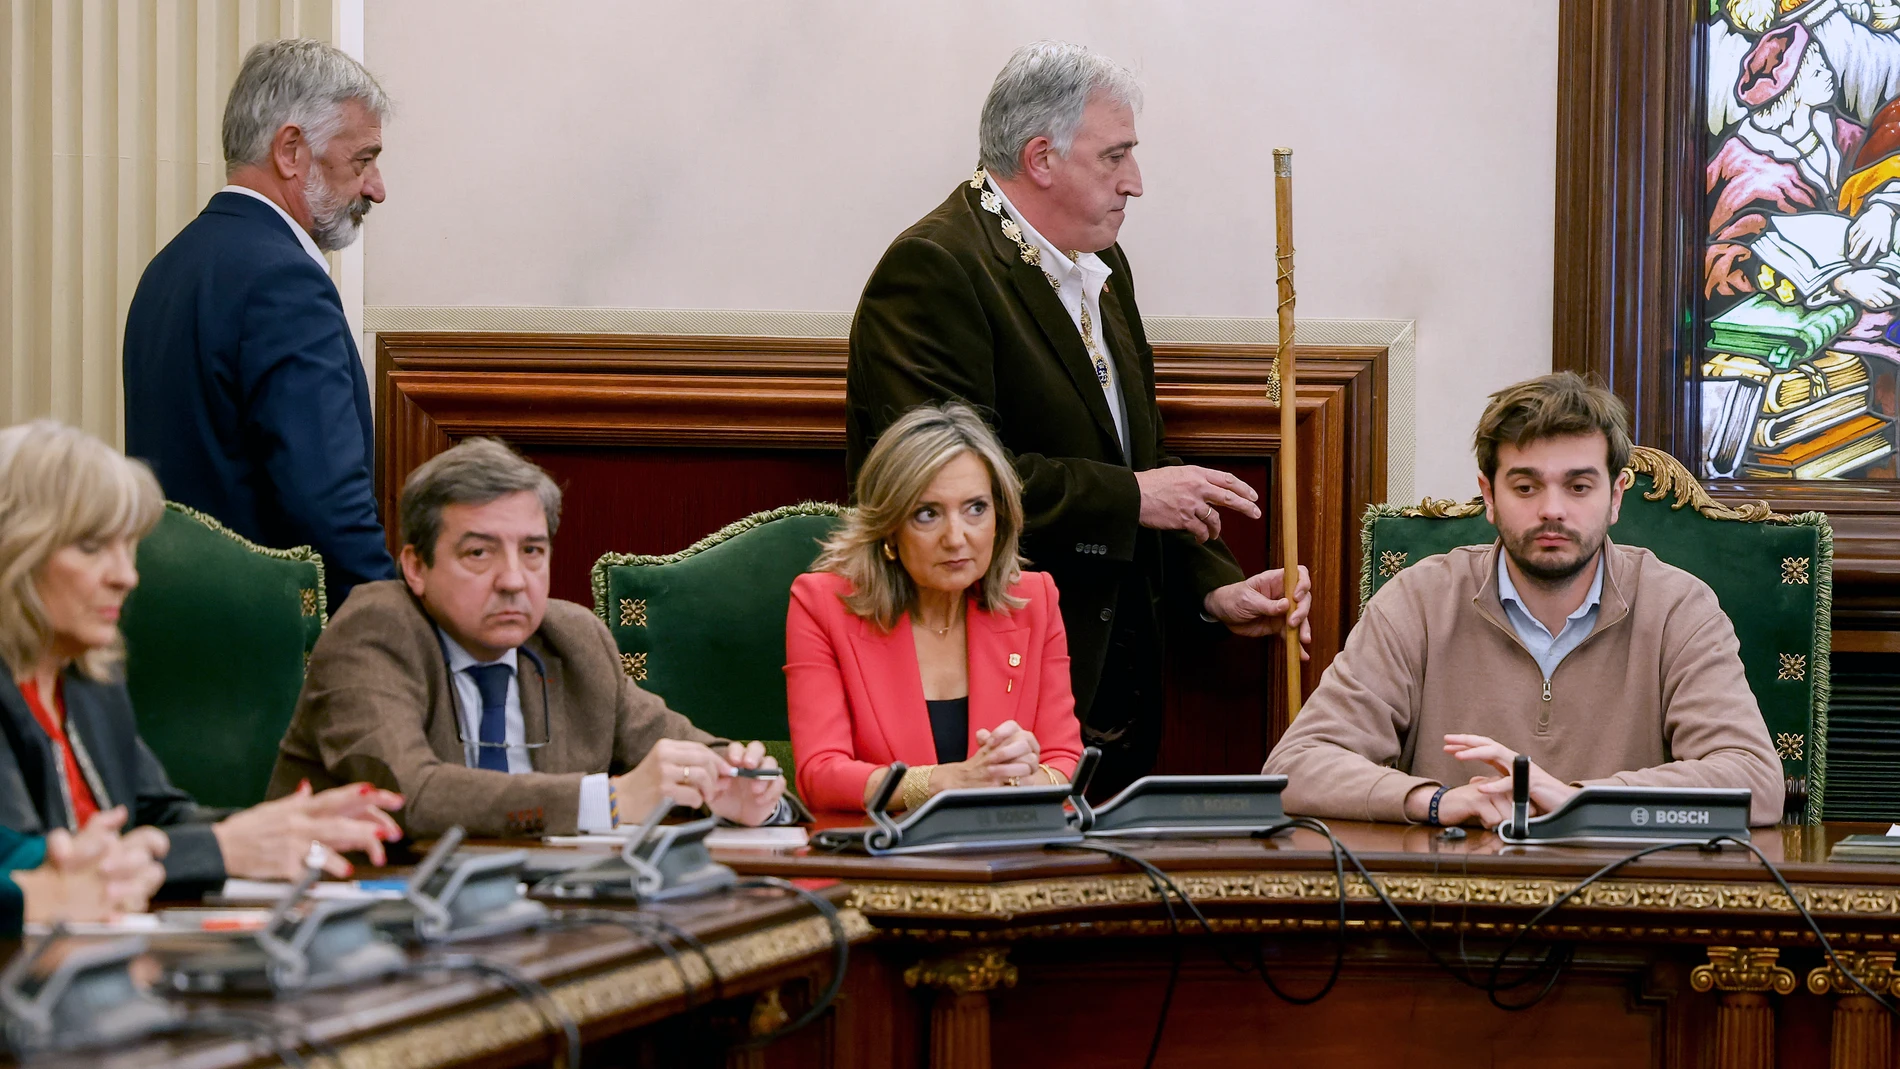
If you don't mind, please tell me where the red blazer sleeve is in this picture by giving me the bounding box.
[784,574,885,811]
[1027,572,1084,778]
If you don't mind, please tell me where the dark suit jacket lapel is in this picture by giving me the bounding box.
[60,677,123,814]
[846,615,939,765]
[965,601,1028,743]
[421,629,470,768]
[964,183,1124,456]
[1096,267,1153,467]
[0,670,61,831]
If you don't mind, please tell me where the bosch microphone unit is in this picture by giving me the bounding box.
[373,826,550,944]
[1511,754,1531,840]
[810,761,1083,855]
[1494,786,1753,846]
[1080,775,1289,838]
[532,800,737,903]
[0,932,180,1054]
[168,845,407,995]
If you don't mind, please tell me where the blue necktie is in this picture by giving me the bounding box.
[464,663,513,773]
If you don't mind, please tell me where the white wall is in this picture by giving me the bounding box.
[362,0,1557,500]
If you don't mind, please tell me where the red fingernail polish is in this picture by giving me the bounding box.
[359,784,373,795]
[299,779,310,792]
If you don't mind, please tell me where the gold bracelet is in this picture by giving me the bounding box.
[898,764,937,811]
[1040,763,1065,786]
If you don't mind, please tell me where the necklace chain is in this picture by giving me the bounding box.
[972,169,1113,392]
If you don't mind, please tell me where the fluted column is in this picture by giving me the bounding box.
[1690,946,1796,1069]
[1805,950,1898,1069]
[903,946,1017,1069]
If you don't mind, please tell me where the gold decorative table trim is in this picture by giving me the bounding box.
[311,908,870,1069]
[846,872,1900,923]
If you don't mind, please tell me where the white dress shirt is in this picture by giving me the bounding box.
[987,177,1131,457]
[438,629,614,832]
[217,184,331,275]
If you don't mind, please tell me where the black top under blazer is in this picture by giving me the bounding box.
[122,191,394,611]
[0,662,229,891]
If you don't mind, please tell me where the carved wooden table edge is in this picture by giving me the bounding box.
[837,868,1900,930]
[280,906,872,1069]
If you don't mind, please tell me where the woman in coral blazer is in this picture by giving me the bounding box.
[786,404,1083,813]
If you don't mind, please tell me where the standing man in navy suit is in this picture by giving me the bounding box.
[124,39,395,611]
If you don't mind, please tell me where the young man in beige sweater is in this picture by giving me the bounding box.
[1264,372,1783,827]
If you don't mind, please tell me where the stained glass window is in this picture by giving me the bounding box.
[1702,0,1900,480]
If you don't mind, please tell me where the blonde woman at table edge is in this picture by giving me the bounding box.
[0,420,404,890]
[786,402,1084,814]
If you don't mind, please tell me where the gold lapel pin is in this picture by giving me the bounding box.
[1008,653,1022,667]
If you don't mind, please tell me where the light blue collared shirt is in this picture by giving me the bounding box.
[1496,552,1605,681]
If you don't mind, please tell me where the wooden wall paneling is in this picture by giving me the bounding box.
[375,332,1385,764]
[1552,0,1703,459]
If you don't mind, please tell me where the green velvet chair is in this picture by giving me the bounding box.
[1361,446,1832,823]
[119,503,327,809]
[591,503,848,797]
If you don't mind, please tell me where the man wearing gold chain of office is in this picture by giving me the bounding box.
[846,41,1312,794]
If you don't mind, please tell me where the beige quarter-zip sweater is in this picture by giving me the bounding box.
[1265,541,1784,826]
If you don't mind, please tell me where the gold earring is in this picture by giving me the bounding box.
[882,542,896,560]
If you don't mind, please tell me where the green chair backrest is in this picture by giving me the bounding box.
[120,503,327,809]
[592,503,847,792]
[1361,447,1832,823]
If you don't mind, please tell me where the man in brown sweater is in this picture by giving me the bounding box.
[269,438,788,838]
[1265,373,1783,827]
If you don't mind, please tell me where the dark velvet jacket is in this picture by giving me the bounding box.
[846,177,1244,724]
[0,662,229,891]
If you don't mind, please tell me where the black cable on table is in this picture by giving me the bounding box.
[729,876,852,1050]
[1271,820,1569,1001]
[1065,825,1352,1004]
[1702,836,1897,1015]
[1060,842,1183,1069]
[546,908,718,1011]
[395,955,582,1069]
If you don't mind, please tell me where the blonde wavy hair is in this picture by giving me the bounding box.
[0,421,164,681]
[815,402,1027,630]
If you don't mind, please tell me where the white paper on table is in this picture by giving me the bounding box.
[542,827,807,850]
[706,826,808,850]
[23,909,274,936]
[218,878,405,904]
[1885,824,1900,837]
[541,833,630,848]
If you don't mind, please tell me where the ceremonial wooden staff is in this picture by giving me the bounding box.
[1273,147,1302,718]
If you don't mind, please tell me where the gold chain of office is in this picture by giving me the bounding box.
[970,168,1113,394]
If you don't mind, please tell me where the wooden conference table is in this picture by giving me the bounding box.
[17,881,869,1069]
[721,817,1900,1069]
[23,819,1900,1069]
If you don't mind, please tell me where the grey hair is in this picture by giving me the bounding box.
[222,38,390,174]
[978,41,1143,180]
[814,402,1027,630]
[399,439,562,566]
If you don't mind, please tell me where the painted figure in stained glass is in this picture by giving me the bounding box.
[1703,0,1900,480]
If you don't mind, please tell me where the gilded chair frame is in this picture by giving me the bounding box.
[159,501,329,627]
[1358,446,1834,822]
[589,501,848,620]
